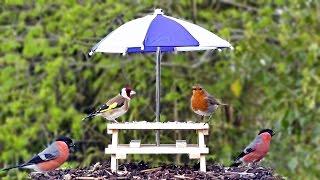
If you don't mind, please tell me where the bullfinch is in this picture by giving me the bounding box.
[2,136,74,172]
[82,86,136,123]
[191,85,227,122]
[231,129,275,167]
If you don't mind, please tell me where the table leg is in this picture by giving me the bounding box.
[198,130,205,147]
[111,130,119,172]
[112,130,118,147]
[200,155,206,172]
[111,155,117,172]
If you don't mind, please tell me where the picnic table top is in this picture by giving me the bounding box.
[105,144,209,154]
[107,121,209,131]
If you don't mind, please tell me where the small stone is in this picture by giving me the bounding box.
[63,174,72,180]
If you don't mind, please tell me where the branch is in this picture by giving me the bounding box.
[219,0,258,12]
[191,50,213,68]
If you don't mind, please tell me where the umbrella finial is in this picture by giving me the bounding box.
[154,9,164,15]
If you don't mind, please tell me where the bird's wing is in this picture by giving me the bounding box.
[94,95,126,113]
[104,95,126,111]
[205,95,219,106]
[206,95,227,106]
[234,136,261,161]
[26,143,60,165]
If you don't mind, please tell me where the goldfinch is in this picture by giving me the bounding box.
[83,86,136,123]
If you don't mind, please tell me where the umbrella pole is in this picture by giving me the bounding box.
[155,47,161,146]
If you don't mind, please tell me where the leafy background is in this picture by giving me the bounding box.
[0,0,319,179]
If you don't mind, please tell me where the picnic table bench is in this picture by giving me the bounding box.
[105,121,209,172]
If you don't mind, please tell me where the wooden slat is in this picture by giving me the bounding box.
[108,144,202,148]
[189,153,201,159]
[105,144,209,154]
[130,140,141,148]
[107,122,209,132]
[176,140,187,148]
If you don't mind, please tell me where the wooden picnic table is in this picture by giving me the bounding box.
[105,121,209,172]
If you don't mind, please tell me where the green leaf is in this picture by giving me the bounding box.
[230,79,242,97]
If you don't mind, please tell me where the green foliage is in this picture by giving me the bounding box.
[0,0,319,179]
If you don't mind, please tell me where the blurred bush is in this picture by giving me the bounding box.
[0,0,319,179]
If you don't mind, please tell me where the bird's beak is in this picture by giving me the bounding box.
[130,90,136,96]
[70,143,76,152]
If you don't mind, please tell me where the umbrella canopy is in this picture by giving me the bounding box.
[89,9,232,55]
[89,9,232,146]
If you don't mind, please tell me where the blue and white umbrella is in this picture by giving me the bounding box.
[89,9,232,145]
[89,9,232,55]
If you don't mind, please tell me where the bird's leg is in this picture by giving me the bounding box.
[203,115,212,125]
[244,163,254,172]
[44,172,50,177]
[30,171,46,178]
[201,116,205,122]
[251,162,259,169]
[201,116,207,125]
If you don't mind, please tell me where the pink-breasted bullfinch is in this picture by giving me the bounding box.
[231,129,275,167]
[2,136,74,172]
[191,85,227,122]
[82,86,136,123]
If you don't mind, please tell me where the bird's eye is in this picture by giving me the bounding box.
[199,88,202,90]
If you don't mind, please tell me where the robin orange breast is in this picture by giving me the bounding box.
[191,84,227,122]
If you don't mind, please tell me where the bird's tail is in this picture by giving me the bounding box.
[230,161,242,167]
[82,113,97,121]
[1,164,22,171]
[219,103,228,106]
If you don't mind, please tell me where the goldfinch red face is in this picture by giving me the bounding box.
[121,87,136,100]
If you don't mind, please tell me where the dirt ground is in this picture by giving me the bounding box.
[30,161,284,180]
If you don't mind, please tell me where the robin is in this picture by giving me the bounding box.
[191,84,227,123]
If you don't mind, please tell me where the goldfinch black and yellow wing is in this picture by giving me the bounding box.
[82,95,126,120]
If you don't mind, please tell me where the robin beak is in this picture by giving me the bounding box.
[130,90,136,96]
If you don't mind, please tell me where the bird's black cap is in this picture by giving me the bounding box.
[258,129,275,136]
[56,136,74,148]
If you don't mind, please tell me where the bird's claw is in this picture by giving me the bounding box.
[204,120,210,126]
